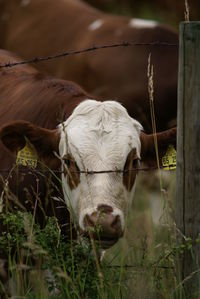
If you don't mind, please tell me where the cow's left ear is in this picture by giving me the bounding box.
[0,120,60,161]
[140,127,177,166]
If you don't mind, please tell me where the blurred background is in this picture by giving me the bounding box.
[86,0,199,28]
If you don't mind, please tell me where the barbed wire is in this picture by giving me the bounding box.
[0,41,178,69]
[106,264,173,269]
[0,165,175,174]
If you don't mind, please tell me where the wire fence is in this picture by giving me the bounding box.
[0,40,178,69]
[0,165,175,174]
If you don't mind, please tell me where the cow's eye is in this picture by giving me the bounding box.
[64,159,71,167]
[124,148,139,171]
[132,158,140,168]
[62,155,80,189]
[63,155,80,173]
[63,155,71,167]
[123,150,139,191]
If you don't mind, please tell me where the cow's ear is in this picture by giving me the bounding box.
[140,127,177,166]
[0,120,60,160]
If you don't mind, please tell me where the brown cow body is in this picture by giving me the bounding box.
[0,0,178,132]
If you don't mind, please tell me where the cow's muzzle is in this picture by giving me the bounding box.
[82,204,123,248]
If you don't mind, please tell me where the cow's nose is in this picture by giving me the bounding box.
[83,204,123,240]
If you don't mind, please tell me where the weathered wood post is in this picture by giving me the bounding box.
[176,22,200,297]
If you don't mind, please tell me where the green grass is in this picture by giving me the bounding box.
[0,211,123,298]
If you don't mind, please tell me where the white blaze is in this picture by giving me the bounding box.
[88,19,104,31]
[129,18,158,28]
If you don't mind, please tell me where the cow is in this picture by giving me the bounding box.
[0,0,178,132]
[0,49,177,296]
[0,49,177,250]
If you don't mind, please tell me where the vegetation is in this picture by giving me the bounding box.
[0,211,122,298]
[0,170,191,299]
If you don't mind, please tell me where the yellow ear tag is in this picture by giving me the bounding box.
[16,140,38,169]
[162,145,176,170]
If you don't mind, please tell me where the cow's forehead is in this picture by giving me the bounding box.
[59,100,143,162]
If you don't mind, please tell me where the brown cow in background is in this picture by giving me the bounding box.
[86,0,200,27]
[0,0,178,132]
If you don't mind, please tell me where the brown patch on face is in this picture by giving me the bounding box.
[123,148,139,191]
[63,154,80,190]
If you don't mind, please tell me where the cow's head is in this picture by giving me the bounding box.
[0,100,176,248]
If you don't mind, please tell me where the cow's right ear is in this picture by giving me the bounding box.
[140,127,177,166]
[0,121,60,161]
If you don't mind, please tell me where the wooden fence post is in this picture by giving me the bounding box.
[176,21,200,297]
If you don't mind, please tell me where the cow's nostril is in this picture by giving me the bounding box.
[111,215,120,228]
[84,213,96,227]
[97,204,113,213]
[83,210,123,241]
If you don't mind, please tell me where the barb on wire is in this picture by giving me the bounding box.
[0,41,178,69]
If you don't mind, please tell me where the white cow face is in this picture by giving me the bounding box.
[59,100,142,248]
